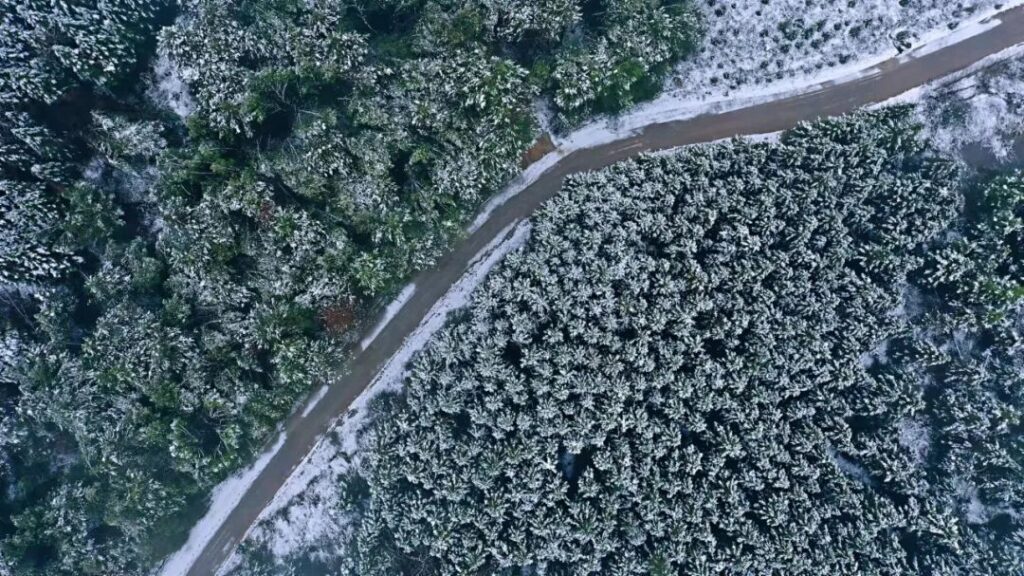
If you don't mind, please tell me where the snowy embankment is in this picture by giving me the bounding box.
[359,283,416,351]
[917,46,1024,161]
[218,221,533,573]
[865,41,1024,159]
[154,433,287,576]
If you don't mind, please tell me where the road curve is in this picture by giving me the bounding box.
[182,7,1024,575]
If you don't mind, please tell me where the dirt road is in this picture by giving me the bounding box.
[179,6,1024,575]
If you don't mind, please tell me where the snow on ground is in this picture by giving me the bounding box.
[149,48,195,119]
[898,418,931,465]
[828,447,877,488]
[868,41,1024,163]
[957,479,1022,525]
[359,283,416,350]
[918,48,1024,161]
[667,0,1022,101]
[300,385,329,418]
[469,152,563,233]
[223,220,533,573]
[153,432,287,576]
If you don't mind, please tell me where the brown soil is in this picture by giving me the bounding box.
[520,133,556,168]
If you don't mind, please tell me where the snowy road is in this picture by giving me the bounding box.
[171,5,1024,575]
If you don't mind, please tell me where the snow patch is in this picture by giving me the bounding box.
[301,385,329,418]
[875,43,1024,110]
[149,49,195,119]
[907,15,1002,59]
[154,432,287,576]
[897,419,931,464]
[359,283,416,351]
[828,448,876,488]
[469,153,563,233]
[919,47,1024,161]
[955,480,1018,525]
[859,340,891,369]
[214,553,241,576]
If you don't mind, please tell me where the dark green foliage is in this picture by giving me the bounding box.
[344,109,1024,575]
[0,0,167,291]
[551,0,702,123]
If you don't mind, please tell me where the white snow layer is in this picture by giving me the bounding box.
[149,49,196,119]
[359,283,416,351]
[919,46,1024,160]
[868,42,1024,162]
[223,220,533,570]
[469,152,562,233]
[154,432,288,576]
[300,384,329,418]
[897,419,931,465]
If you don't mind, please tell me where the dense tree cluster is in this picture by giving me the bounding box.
[167,0,701,134]
[0,2,177,573]
[0,0,165,289]
[342,108,1019,575]
[0,1,701,575]
[889,173,1024,567]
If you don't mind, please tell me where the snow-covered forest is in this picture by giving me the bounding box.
[0,1,699,574]
[226,109,1024,575]
[2,1,1024,576]
[669,0,1016,99]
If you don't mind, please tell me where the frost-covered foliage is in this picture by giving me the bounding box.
[90,111,167,169]
[0,181,77,288]
[669,0,1007,99]
[165,0,701,136]
[148,49,195,118]
[162,0,371,136]
[877,173,1024,564]
[325,108,1022,576]
[0,0,166,291]
[916,174,1024,324]
[920,54,1024,162]
[0,1,700,575]
[0,0,164,103]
